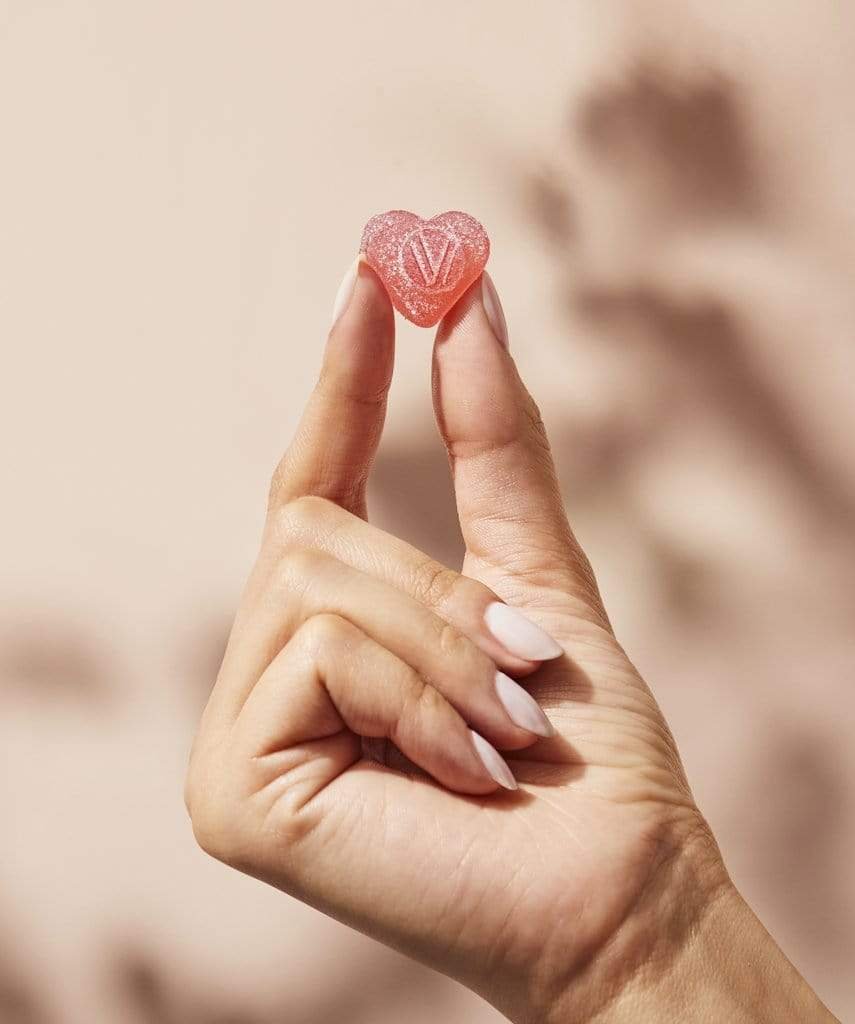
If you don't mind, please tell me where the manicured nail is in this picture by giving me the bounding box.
[484,602,563,661]
[330,257,360,327]
[481,271,508,348]
[469,730,518,790]
[495,671,555,737]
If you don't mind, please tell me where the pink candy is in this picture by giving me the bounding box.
[361,210,490,327]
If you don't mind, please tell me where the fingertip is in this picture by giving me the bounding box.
[330,256,361,328]
[352,257,395,331]
[481,271,509,348]
[323,258,395,398]
[330,256,394,336]
[469,729,519,791]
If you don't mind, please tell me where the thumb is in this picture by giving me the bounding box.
[432,273,609,630]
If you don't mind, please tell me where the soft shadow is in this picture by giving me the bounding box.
[526,166,578,249]
[0,613,112,705]
[116,952,181,1024]
[111,943,451,1024]
[758,731,851,961]
[576,286,855,528]
[0,979,51,1024]
[578,62,763,222]
[522,59,855,618]
[370,437,464,568]
[0,922,52,1024]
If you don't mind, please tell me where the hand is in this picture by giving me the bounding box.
[185,262,837,1023]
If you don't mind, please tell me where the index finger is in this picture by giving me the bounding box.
[268,258,395,518]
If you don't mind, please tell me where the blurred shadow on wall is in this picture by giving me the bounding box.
[0,614,113,706]
[1,617,110,1024]
[0,941,50,1024]
[113,945,450,1024]
[524,62,855,616]
[758,730,852,956]
[578,62,763,223]
[369,442,464,568]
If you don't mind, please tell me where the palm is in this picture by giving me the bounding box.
[268,599,696,1000]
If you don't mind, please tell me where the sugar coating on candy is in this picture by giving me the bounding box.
[361,210,490,327]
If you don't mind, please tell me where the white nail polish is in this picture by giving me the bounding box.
[330,257,360,327]
[481,271,509,348]
[469,730,518,790]
[495,672,555,738]
[485,602,563,661]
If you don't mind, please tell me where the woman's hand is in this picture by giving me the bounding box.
[185,262,837,1023]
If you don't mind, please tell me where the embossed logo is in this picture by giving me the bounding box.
[401,226,462,291]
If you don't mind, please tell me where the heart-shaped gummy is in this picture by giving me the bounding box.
[360,210,490,327]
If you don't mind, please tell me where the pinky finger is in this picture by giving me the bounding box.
[234,613,518,798]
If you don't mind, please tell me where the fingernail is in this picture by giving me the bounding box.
[330,257,360,327]
[485,602,563,661]
[481,271,509,348]
[469,730,518,790]
[495,671,555,737]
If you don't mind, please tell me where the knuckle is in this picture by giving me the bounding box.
[413,679,444,718]
[414,560,462,612]
[297,612,356,655]
[397,676,443,742]
[271,546,331,591]
[270,495,340,548]
[436,619,470,660]
[436,618,493,681]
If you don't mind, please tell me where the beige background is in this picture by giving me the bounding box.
[2,2,854,1021]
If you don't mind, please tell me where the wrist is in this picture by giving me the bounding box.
[538,832,837,1024]
[600,883,838,1024]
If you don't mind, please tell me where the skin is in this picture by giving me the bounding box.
[185,262,839,1023]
